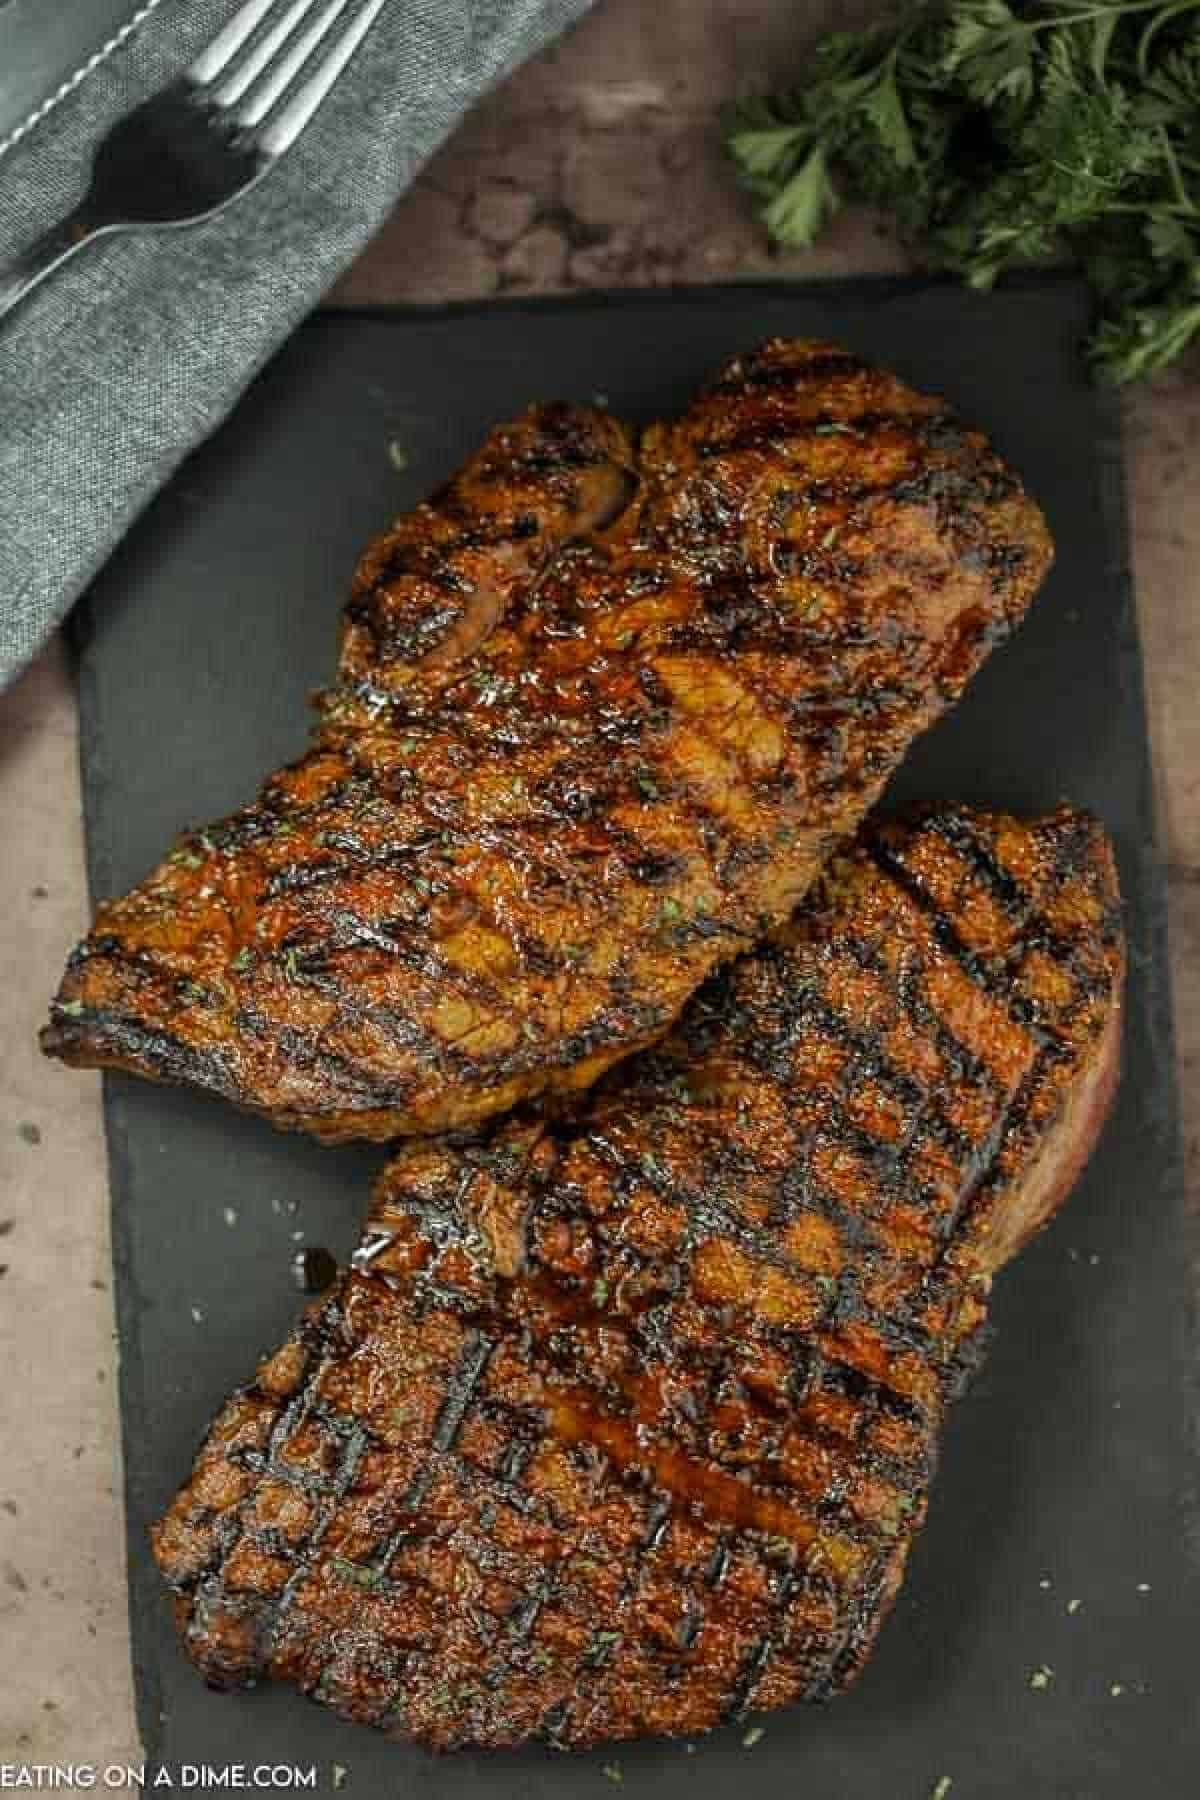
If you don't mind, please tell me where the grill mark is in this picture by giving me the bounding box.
[721,1569,800,1723]
[223,1394,376,1667]
[695,415,928,463]
[740,1011,981,1185]
[888,460,1019,512]
[863,839,1053,1047]
[907,812,1114,1008]
[432,1333,496,1453]
[241,919,661,1099]
[832,926,1006,1105]
[830,1540,909,1694]
[221,1246,933,1613]
[475,1171,941,1477]
[540,1381,826,1548]
[44,1001,242,1103]
[787,682,927,722]
[929,1037,1072,1282]
[740,968,997,1162]
[550,1326,931,1505]
[262,833,444,898]
[923,810,1035,922]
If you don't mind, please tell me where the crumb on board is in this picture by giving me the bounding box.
[742,1725,764,1748]
[602,1765,623,1784]
[1066,1597,1082,1615]
[190,1305,204,1325]
[1029,1663,1054,1691]
[1039,1577,1052,1590]
[388,441,409,472]
[223,1206,237,1227]
[16,1122,41,1146]
[1110,1683,1125,1698]
[931,1779,953,1800]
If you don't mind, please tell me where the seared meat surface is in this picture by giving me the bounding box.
[45,342,1052,1141]
[153,807,1123,1748]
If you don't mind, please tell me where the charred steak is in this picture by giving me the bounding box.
[45,342,1052,1141]
[152,806,1123,1749]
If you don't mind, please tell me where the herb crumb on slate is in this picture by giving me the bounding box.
[725,0,1200,382]
[742,1725,765,1748]
[932,1779,954,1800]
[602,1765,623,1784]
[1029,1662,1055,1690]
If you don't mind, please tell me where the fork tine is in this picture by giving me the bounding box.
[209,0,328,108]
[233,0,355,126]
[188,0,280,85]
[254,0,388,154]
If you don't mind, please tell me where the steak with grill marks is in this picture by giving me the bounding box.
[152,805,1123,1748]
[44,342,1052,1141]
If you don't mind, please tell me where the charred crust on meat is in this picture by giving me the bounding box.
[151,805,1123,1749]
[44,340,1054,1141]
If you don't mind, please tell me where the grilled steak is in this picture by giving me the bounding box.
[45,342,1052,1141]
[152,806,1123,1748]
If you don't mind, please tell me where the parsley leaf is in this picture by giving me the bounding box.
[762,142,838,248]
[725,0,1200,383]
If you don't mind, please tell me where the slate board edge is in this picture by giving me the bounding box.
[74,587,172,1761]
[1088,372,1198,1575]
[63,272,1195,1771]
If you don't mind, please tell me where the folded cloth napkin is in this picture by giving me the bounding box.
[0,0,595,690]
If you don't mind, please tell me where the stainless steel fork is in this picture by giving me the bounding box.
[0,0,387,323]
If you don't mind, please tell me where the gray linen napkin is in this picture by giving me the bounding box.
[0,0,595,689]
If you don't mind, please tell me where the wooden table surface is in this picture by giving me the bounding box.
[1,0,1196,1766]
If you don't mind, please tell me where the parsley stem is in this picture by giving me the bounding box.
[1024,0,1199,23]
[1104,199,1196,213]
[1158,127,1197,214]
[1137,0,1200,76]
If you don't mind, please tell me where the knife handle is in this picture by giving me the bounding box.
[0,207,105,323]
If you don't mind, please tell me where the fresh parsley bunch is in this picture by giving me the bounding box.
[724,1,1200,381]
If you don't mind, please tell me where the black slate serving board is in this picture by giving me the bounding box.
[71,278,1197,1798]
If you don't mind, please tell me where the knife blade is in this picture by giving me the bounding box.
[0,0,158,153]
